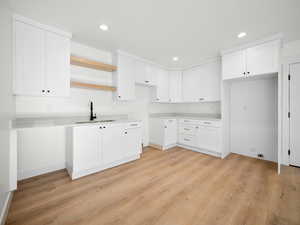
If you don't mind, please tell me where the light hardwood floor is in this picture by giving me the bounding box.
[6,147,300,225]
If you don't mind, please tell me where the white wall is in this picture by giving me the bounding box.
[230,77,278,162]
[0,3,15,224]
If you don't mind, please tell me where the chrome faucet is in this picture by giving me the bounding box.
[90,101,97,121]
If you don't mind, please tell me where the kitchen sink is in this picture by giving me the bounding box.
[75,120,115,124]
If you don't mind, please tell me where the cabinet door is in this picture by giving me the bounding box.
[182,69,199,102]
[135,60,148,84]
[116,54,135,100]
[196,126,221,152]
[222,50,246,80]
[246,40,279,76]
[169,71,182,102]
[198,61,221,102]
[153,68,169,102]
[164,119,177,146]
[73,126,101,171]
[45,31,70,97]
[123,127,142,157]
[102,125,125,165]
[14,21,45,96]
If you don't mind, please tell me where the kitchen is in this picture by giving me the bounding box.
[1,1,300,225]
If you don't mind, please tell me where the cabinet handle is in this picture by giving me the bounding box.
[103,126,106,128]
[47,90,50,93]
[204,122,211,125]
[243,72,246,75]
[156,98,159,101]
[145,80,149,83]
[247,72,250,75]
[42,90,45,93]
[118,96,121,98]
[184,138,190,141]
[184,128,190,131]
[164,126,167,128]
[99,126,102,129]
[184,120,189,122]
[199,98,205,101]
[196,126,199,129]
[125,132,128,134]
[130,124,138,126]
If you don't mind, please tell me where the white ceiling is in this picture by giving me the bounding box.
[8,0,300,68]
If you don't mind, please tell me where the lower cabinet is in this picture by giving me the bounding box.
[66,122,142,179]
[178,120,222,156]
[149,118,177,150]
[196,125,221,153]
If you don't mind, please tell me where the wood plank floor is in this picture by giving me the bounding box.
[6,147,300,225]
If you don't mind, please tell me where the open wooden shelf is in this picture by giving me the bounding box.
[70,81,116,92]
[70,55,117,72]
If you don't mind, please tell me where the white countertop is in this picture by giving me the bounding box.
[11,115,141,130]
[149,113,222,121]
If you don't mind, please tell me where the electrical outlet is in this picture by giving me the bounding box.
[257,153,264,158]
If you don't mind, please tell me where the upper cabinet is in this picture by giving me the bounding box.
[222,40,280,80]
[182,60,221,102]
[14,16,71,97]
[113,52,136,101]
[135,60,157,86]
[151,68,169,102]
[169,71,182,102]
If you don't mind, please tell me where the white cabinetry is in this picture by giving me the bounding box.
[66,122,142,179]
[196,123,221,153]
[168,71,182,102]
[222,40,280,80]
[102,125,125,164]
[149,118,177,150]
[177,119,222,156]
[14,16,71,97]
[72,126,101,172]
[182,60,221,102]
[113,52,136,101]
[151,68,169,102]
[135,60,157,86]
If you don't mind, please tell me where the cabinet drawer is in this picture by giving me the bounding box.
[179,125,196,135]
[179,119,199,125]
[198,120,221,127]
[179,134,196,147]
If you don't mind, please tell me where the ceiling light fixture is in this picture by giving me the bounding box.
[172,56,179,61]
[99,24,109,31]
[237,32,247,38]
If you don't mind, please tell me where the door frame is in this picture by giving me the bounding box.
[282,56,300,170]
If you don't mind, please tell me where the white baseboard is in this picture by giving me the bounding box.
[70,155,140,180]
[177,144,222,158]
[0,192,13,225]
[18,163,66,180]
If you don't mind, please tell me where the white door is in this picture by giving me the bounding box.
[222,50,246,80]
[14,21,45,96]
[164,119,177,146]
[169,71,182,102]
[246,40,279,77]
[182,69,200,102]
[198,61,221,102]
[116,54,135,100]
[124,127,142,157]
[102,125,125,165]
[154,68,169,102]
[73,126,101,171]
[290,62,300,167]
[45,31,70,97]
[196,126,221,152]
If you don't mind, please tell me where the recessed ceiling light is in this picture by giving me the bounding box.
[172,56,179,61]
[238,32,247,38]
[99,24,109,31]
